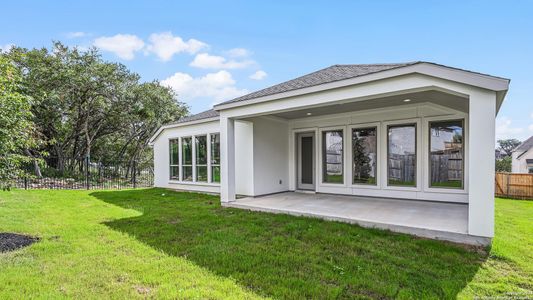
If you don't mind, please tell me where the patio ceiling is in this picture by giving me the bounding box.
[268,90,468,120]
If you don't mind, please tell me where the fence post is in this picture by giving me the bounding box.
[133,161,137,189]
[85,156,90,190]
[24,176,28,190]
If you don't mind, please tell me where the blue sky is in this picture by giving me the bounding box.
[1,1,532,141]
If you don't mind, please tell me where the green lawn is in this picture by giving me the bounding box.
[0,189,531,299]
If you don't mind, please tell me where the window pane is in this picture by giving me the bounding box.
[169,139,179,165]
[322,130,343,183]
[182,137,192,165]
[212,166,220,183]
[430,120,463,188]
[195,135,207,165]
[352,127,377,185]
[170,166,179,180]
[211,133,220,165]
[182,166,193,181]
[388,125,416,187]
[196,166,207,182]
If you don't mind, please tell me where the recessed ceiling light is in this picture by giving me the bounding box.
[306,112,312,116]
[403,99,411,102]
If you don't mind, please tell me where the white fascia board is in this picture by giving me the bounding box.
[213,63,510,111]
[148,116,220,145]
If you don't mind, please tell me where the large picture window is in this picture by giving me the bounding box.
[182,137,193,181]
[169,139,179,180]
[352,127,377,185]
[195,135,208,182]
[387,124,416,187]
[322,130,343,184]
[429,120,464,188]
[210,133,220,183]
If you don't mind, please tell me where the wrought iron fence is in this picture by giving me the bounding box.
[1,157,153,190]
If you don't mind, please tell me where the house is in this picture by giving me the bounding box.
[150,62,510,245]
[512,136,533,173]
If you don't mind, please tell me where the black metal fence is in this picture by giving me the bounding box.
[1,157,153,190]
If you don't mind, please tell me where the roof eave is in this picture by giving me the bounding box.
[214,62,510,111]
[148,116,220,145]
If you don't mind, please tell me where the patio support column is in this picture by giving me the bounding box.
[220,116,236,202]
[468,90,497,238]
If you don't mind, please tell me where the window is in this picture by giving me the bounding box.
[169,139,179,180]
[195,135,208,182]
[387,124,416,187]
[322,130,343,183]
[352,127,377,185]
[182,137,193,181]
[211,133,220,183]
[429,120,464,188]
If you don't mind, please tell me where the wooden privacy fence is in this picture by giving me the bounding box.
[495,172,533,200]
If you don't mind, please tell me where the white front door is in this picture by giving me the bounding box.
[297,132,315,190]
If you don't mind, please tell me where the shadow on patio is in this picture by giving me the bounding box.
[90,188,486,299]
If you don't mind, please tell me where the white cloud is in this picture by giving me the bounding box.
[146,32,207,61]
[161,70,248,104]
[496,116,525,140]
[226,48,251,57]
[67,32,87,38]
[190,53,254,69]
[250,70,267,80]
[93,34,144,60]
[0,43,14,52]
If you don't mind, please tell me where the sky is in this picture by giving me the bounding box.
[1,0,532,142]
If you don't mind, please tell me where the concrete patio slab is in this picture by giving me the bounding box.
[223,192,490,246]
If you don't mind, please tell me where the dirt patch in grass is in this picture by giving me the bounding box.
[0,232,39,253]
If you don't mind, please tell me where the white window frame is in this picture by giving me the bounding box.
[382,118,422,191]
[169,138,180,180]
[181,136,193,182]
[423,114,468,194]
[209,133,221,183]
[349,122,381,189]
[194,135,208,182]
[318,125,347,186]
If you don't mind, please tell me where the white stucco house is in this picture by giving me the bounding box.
[512,136,533,173]
[150,62,509,245]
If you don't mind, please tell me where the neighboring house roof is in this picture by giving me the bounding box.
[215,61,510,108]
[514,136,533,152]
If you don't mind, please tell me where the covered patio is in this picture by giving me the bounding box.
[224,192,490,245]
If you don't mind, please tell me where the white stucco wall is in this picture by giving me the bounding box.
[250,117,289,196]
[512,148,533,173]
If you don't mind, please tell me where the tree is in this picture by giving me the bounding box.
[495,156,512,172]
[5,42,188,175]
[352,136,371,181]
[0,54,37,188]
[497,139,521,157]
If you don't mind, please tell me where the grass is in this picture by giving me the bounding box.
[1,189,532,299]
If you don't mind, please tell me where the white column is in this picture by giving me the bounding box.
[220,116,236,202]
[468,90,496,237]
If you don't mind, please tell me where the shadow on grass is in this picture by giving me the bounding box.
[91,188,486,299]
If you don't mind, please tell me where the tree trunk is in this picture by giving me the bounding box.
[24,149,42,177]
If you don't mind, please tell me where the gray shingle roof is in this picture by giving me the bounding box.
[514,136,533,153]
[170,109,219,125]
[217,62,419,106]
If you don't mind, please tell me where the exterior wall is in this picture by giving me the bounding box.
[512,148,533,173]
[250,117,289,196]
[288,103,469,203]
[152,119,254,194]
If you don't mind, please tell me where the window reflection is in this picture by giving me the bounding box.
[352,127,377,185]
[430,120,463,188]
[323,130,343,183]
[388,125,416,187]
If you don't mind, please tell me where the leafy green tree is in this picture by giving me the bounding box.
[352,136,371,182]
[0,54,37,188]
[497,139,521,157]
[495,156,512,172]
